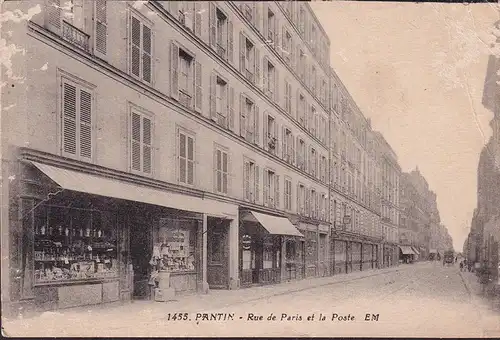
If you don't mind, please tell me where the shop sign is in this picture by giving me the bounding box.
[242,234,252,250]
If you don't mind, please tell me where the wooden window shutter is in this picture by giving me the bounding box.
[131,112,141,171]
[194,2,202,37]
[274,18,280,50]
[281,26,286,57]
[94,0,107,57]
[254,104,260,146]
[209,2,216,49]
[263,112,268,150]
[254,48,260,87]
[209,72,217,120]
[263,170,268,206]
[228,86,235,131]
[274,68,279,103]
[254,2,260,30]
[244,161,250,200]
[284,80,289,112]
[275,174,280,209]
[296,184,300,214]
[130,16,141,78]
[62,82,77,155]
[281,126,286,159]
[142,25,152,83]
[239,32,245,72]
[255,165,260,203]
[142,116,152,173]
[290,38,295,69]
[306,189,310,216]
[226,151,232,195]
[274,121,279,156]
[291,133,295,165]
[296,89,300,121]
[79,89,92,159]
[263,3,268,38]
[46,0,61,30]
[239,94,246,137]
[227,21,234,64]
[295,135,300,166]
[213,148,218,193]
[194,61,202,113]
[170,42,179,100]
[262,56,268,94]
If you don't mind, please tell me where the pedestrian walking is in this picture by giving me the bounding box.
[459,261,464,272]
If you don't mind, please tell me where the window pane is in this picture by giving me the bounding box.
[217,150,221,170]
[223,173,227,193]
[187,137,194,160]
[179,134,186,157]
[217,171,222,192]
[222,152,228,172]
[187,161,194,184]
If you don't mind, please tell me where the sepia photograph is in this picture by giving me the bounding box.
[1,0,499,337]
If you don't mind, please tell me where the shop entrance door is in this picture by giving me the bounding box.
[319,234,327,277]
[130,216,152,299]
[207,218,229,289]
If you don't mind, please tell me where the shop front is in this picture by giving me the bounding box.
[239,210,303,287]
[399,245,416,264]
[411,246,421,261]
[362,243,373,270]
[351,242,362,272]
[10,156,239,313]
[318,224,330,277]
[302,224,319,278]
[332,240,347,275]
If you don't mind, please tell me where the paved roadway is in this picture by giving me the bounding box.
[3,262,499,337]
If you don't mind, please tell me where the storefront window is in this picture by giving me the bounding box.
[34,205,118,284]
[263,242,274,269]
[305,231,317,265]
[334,240,346,262]
[155,218,198,273]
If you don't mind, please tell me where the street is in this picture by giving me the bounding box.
[3,262,499,337]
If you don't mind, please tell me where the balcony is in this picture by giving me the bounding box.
[216,43,226,59]
[216,113,227,128]
[245,69,254,83]
[62,21,90,52]
[243,5,253,23]
[179,90,192,109]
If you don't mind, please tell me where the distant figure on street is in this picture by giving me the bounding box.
[459,261,464,272]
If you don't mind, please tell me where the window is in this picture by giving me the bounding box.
[299,6,305,37]
[298,94,305,126]
[264,169,278,208]
[94,0,107,56]
[130,109,152,174]
[216,8,227,58]
[311,66,316,94]
[310,106,316,136]
[298,184,306,215]
[265,60,275,97]
[284,178,292,211]
[283,128,293,163]
[266,8,275,42]
[297,138,306,170]
[61,78,94,160]
[243,3,253,23]
[243,97,256,143]
[244,37,255,82]
[265,114,277,153]
[244,160,258,202]
[320,155,327,183]
[283,30,292,64]
[216,76,227,126]
[299,50,306,81]
[178,130,195,185]
[310,147,317,177]
[214,147,228,194]
[129,13,152,83]
[178,2,193,28]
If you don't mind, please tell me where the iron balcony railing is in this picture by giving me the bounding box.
[62,20,90,52]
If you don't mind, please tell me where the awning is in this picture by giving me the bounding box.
[429,249,437,254]
[399,245,416,255]
[30,161,238,218]
[412,247,421,255]
[246,211,304,237]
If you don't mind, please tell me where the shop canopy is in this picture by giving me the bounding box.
[412,247,421,255]
[399,246,416,255]
[246,211,304,237]
[30,161,238,218]
[429,249,437,254]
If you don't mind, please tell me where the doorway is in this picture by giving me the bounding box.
[130,214,153,299]
[207,218,230,289]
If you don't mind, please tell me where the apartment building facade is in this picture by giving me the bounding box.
[329,70,384,275]
[1,0,336,314]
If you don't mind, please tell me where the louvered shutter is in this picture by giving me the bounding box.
[274,121,279,156]
[296,89,300,122]
[291,133,295,165]
[282,126,286,159]
[142,117,152,173]
[131,112,141,171]
[239,32,245,72]
[263,112,268,150]
[131,16,141,78]
[94,0,107,57]
[254,48,260,86]
[209,2,216,49]
[290,38,295,69]
[194,2,202,37]
[210,72,216,120]
[226,151,232,194]
[306,189,310,216]
[254,105,259,146]
[47,0,61,31]
[296,184,300,214]
[275,174,280,209]
[240,94,246,137]
[170,42,179,100]
[194,61,202,113]
[274,68,279,103]
[254,2,260,30]
[228,87,235,131]
[62,83,77,155]
[274,18,280,50]
[255,165,260,203]
[79,90,92,159]
[263,170,268,206]
[244,161,250,200]
[213,148,218,192]
[263,3,268,38]
[284,80,289,112]
[142,25,152,83]
[281,26,286,58]
[262,56,268,94]
[295,135,300,167]
[227,21,234,64]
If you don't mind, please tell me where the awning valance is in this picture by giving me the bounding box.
[245,211,303,237]
[429,249,437,253]
[399,245,416,255]
[412,247,421,255]
[30,161,238,218]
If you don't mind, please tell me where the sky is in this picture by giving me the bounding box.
[310,1,499,251]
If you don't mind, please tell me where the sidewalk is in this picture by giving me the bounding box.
[459,270,500,337]
[2,263,408,335]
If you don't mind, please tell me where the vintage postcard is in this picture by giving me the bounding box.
[1,0,499,337]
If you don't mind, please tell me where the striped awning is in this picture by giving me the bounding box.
[399,246,416,255]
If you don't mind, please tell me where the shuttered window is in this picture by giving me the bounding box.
[179,131,195,185]
[214,147,229,194]
[62,79,93,160]
[243,160,256,202]
[129,13,152,83]
[130,110,152,174]
[284,178,292,211]
[94,0,107,56]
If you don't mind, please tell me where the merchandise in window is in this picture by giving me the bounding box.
[33,205,118,284]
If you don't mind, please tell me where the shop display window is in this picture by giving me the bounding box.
[154,218,198,273]
[33,205,118,284]
[305,231,317,265]
[263,242,274,269]
[335,241,346,262]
